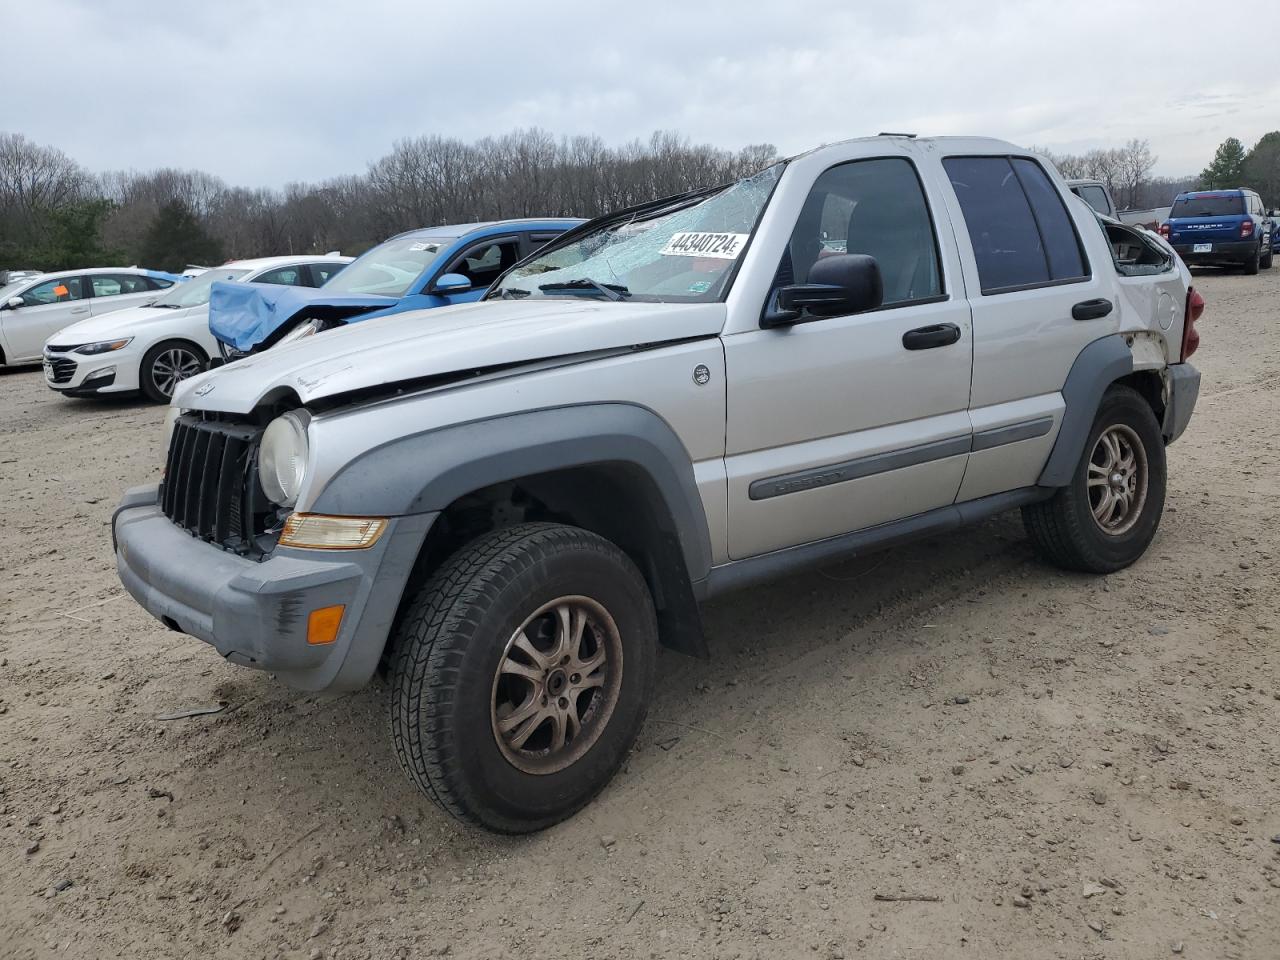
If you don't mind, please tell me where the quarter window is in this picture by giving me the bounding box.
[779,157,942,306]
[944,156,1088,294]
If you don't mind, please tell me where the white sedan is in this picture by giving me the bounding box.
[2,267,183,367]
[43,255,350,402]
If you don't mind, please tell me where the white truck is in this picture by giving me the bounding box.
[113,135,1203,832]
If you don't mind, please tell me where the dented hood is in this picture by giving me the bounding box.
[208,281,397,351]
[175,298,727,414]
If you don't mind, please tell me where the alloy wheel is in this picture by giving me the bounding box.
[151,347,204,398]
[1087,423,1148,535]
[491,596,623,775]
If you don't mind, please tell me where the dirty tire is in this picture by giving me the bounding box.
[1022,385,1166,574]
[1262,247,1274,270]
[388,522,658,833]
[139,339,208,403]
[1243,245,1260,275]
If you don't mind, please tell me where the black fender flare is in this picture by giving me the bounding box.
[1037,334,1134,488]
[311,402,714,655]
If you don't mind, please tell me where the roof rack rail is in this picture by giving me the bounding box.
[878,131,916,138]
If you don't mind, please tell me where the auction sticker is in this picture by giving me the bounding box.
[660,232,748,259]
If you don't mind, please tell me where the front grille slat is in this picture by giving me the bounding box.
[45,357,77,384]
[196,432,226,539]
[159,414,270,556]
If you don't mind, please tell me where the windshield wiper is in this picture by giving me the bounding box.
[500,286,531,299]
[538,278,630,301]
[152,302,184,308]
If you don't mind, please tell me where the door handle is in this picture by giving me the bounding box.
[902,322,961,350]
[70,306,89,315]
[1071,298,1113,321]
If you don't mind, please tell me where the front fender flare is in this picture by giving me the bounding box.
[311,402,714,587]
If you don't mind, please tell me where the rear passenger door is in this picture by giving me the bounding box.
[87,273,163,316]
[940,155,1116,502]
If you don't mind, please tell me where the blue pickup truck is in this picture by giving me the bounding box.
[210,218,583,357]
[1160,189,1274,274]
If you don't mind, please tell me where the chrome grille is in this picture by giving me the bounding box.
[44,356,77,384]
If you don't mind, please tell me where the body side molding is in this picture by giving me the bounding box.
[702,486,1051,599]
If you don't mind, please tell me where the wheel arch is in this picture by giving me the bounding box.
[1038,334,1138,488]
[312,403,713,658]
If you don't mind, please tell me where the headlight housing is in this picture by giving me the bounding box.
[259,409,311,507]
[75,338,133,355]
[277,318,328,347]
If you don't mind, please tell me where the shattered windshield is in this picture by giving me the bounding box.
[321,236,451,297]
[489,163,784,303]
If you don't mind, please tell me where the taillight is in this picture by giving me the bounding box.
[1181,287,1204,361]
[1241,220,1254,238]
[1159,223,1170,238]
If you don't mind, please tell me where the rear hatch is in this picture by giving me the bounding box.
[1165,194,1248,246]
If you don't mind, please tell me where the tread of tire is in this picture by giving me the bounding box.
[1021,384,1159,574]
[388,522,629,830]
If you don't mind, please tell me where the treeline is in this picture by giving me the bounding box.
[1198,134,1280,205]
[0,130,777,272]
[1032,138,1194,211]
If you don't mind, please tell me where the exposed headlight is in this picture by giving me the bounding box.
[75,338,133,355]
[259,409,311,507]
[277,319,327,347]
[162,406,185,447]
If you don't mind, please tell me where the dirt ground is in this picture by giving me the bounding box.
[1,268,1277,960]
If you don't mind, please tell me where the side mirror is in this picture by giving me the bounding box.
[6,296,24,310]
[761,254,883,329]
[432,272,472,294]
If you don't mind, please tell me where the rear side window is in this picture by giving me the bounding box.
[254,265,305,286]
[1171,195,1244,218]
[944,156,1088,294]
[92,274,153,297]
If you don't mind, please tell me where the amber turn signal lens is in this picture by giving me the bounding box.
[278,514,387,549]
[307,604,345,645]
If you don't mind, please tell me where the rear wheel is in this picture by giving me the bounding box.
[389,523,658,833]
[1022,385,1166,574]
[140,340,207,403]
[1262,245,1274,270]
[1243,244,1261,275]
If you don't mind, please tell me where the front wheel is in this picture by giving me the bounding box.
[1022,385,1166,574]
[389,523,658,833]
[140,339,207,403]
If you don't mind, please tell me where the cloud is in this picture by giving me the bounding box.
[5,0,1278,185]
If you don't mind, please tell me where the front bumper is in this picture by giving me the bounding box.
[1171,239,1256,266]
[1163,362,1200,444]
[113,485,434,692]
[44,346,138,395]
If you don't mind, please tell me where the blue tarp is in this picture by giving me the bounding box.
[208,281,397,353]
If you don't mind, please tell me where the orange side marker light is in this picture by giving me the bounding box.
[307,604,345,645]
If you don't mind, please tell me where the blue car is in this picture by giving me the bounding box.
[1160,189,1274,274]
[210,218,583,356]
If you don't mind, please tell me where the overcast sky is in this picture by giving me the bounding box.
[7,0,1279,188]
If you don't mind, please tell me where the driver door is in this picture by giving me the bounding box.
[722,157,973,559]
[5,276,90,361]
